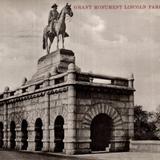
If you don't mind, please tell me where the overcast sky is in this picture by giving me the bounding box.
[0,0,160,111]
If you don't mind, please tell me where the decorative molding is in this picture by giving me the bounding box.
[3,87,68,104]
[47,87,68,95]
[81,103,124,129]
[6,92,45,104]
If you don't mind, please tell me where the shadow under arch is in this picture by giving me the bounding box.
[10,121,16,149]
[21,119,28,150]
[35,118,43,151]
[90,113,113,151]
[54,115,64,152]
[0,122,3,148]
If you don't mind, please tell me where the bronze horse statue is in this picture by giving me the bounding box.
[43,4,73,54]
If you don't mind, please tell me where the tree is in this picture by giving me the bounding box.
[151,105,160,138]
[134,105,159,140]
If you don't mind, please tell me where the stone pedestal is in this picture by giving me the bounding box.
[29,49,75,83]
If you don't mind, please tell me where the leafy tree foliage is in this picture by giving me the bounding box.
[134,105,159,140]
[152,105,160,138]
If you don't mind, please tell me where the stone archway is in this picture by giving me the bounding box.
[82,103,123,129]
[10,121,16,149]
[54,115,64,152]
[21,119,28,150]
[90,113,113,151]
[81,103,124,152]
[35,118,43,151]
[0,122,3,148]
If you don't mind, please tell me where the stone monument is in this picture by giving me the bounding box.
[29,49,75,83]
[0,3,135,155]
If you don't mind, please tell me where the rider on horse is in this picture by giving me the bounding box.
[48,3,59,33]
[43,3,73,53]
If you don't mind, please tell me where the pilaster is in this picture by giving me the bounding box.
[42,83,50,152]
[3,103,8,149]
[15,125,22,150]
[49,125,55,152]
[3,90,9,149]
[64,63,77,155]
[27,126,35,151]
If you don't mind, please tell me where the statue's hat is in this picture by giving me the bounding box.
[51,3,58,8]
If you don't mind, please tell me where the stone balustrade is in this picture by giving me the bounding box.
[0,68,134,101]
[76,72,134,88]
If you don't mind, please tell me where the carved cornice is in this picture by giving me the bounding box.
[6,92,46,104]
[3,86,68,104]
[47,87,68,95]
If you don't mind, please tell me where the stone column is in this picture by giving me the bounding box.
[49,125,55,152]
[128,73,135,142]
[27,126,35,151]
[15,125,22,150]
[64,63,77,155]
[110,127,126,152]
[7,128,11,148]
[128,73,134,140]
[42,76,50,151]
[3,87,9,149]
[3,103,8,149]
[76,128,91,153]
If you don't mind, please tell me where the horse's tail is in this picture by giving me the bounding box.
[43,27,47,49]
[43,35,46,49]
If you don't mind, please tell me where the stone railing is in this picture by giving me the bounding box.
[0,72,68,101]
[76,71,134,88]
[0,63,134,100]
[130,140,160,152]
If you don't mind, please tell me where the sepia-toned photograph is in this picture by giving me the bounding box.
[0,0,160,159]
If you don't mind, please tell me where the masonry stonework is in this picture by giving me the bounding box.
[0,49,135,154]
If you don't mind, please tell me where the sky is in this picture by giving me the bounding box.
[0,0,160,111]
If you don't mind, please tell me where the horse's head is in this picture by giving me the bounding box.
[63,3,73,17]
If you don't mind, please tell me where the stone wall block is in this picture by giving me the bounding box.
[77,129,90,138]
[120,95,129,102]
[121,115,128,122]
[128,108,134,116]
[129,95,134,102]
[129,115,134,123]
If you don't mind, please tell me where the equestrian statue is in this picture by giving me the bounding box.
[43,3,73,54]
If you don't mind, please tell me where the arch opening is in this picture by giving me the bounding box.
[35,118,43,151]
[21,120,28,150]
[54,115,64,152]
[90,113,113,151]
[10,121,16,149]
[0,122,3,148]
